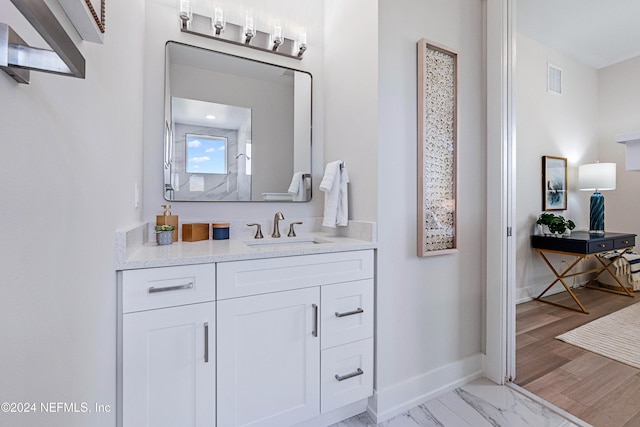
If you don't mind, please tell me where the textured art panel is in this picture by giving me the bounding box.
[417,39,458,257]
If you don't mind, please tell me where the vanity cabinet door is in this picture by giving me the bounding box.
[217,287,320,427]
[122,302,215,427]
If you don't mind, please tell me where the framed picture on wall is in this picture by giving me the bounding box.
[417,38,458,257]
[542,156,567,211]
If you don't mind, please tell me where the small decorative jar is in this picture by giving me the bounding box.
[212,222,230,240]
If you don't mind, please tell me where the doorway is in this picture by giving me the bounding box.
[508,1,640,425]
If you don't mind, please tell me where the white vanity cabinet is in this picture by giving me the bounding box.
[216,250,374,427]
[118,248,374,427]
[119,264,216,427]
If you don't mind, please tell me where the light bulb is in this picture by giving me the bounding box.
[178,0,190,20]
[213,7,224,34]
[299,32,307,49]
[273,25,282,44]
[245,16,254,37]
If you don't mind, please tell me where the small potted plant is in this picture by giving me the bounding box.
[155,224,176,245]
[536,213,575,237]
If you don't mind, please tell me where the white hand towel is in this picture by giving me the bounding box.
[321,161,349,228]
[320,161,340,192]
[288,171,306,201]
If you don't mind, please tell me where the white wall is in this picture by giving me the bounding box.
[373,0,485,419]
[514,32,599,302]
[323,0,378,221]
[143,0,325,224]
[597,56,640,240]
[0,1,145,426]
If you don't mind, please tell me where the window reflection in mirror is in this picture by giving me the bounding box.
[186,135,228,175]
[164,41,312,202]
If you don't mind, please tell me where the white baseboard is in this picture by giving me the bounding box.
[515,279,590,305]
[515,281,563,304]
[367,353,484,423]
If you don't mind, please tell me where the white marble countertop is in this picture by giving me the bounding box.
[115,220,377,270]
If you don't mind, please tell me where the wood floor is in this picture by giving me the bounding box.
[516,287,640,427]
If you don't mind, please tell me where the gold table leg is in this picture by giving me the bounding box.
[533,247,636,314]
[534,249,589,314]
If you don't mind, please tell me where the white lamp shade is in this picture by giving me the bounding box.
[578,162,616,191]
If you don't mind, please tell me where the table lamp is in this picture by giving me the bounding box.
[578,162,616,234]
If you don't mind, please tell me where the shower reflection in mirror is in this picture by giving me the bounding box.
[168,99,252,201]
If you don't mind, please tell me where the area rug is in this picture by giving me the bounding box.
[556,302,640,369]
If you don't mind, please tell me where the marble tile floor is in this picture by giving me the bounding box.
[331,378,587,427]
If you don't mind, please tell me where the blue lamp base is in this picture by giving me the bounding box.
[589,191,605,234]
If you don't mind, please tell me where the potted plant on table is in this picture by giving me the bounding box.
[155,224,176,245]
[536,213,575,237]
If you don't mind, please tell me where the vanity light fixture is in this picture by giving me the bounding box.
[213,8,224,36]
[177,6,307,60]
[205,115,216,120]
[244,15,255,44]
[272,24,283,51]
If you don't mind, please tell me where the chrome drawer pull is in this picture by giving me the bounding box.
[623,240,630,244]
[335,308,364,318]
[148,282,194,293]
[312,304,318,337]
[204,322,209,363]
[598,244,606,248]
[335,368,364,382]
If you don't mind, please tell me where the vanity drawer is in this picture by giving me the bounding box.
[615,236,635,249]
[121,264,216,313]
[321,338,373,414]
[321,279,374,349]
[588,240,614,253]
[217,250,374,300]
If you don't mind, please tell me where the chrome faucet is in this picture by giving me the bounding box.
[272,212,285,238]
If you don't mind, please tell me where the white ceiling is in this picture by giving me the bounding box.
[517,0,640,69]
[172,97,251,129]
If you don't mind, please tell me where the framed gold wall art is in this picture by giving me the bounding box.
[417,38,458,257]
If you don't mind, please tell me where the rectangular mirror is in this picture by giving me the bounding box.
[164,41,312,202]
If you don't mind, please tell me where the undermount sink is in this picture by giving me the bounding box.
[243,236,331,248]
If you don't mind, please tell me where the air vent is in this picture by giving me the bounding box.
[548,63,562,94]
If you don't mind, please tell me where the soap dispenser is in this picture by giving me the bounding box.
[156,204,179,242]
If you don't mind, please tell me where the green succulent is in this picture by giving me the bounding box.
[155,224,176,232]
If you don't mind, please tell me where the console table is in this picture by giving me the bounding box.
[531,231,636,314]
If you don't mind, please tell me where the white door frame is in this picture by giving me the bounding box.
[484,0,516,384]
